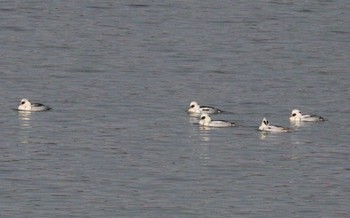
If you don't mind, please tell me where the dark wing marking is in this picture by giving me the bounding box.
[201,106,223,113]
[32,103,45,107]
[200,106,215,109]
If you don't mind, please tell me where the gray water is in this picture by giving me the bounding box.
[1,1,350,217]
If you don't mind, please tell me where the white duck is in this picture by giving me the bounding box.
[188,101,222,114]
[199,114,234,127]
[18,99,51,112]
[259,117,289,133]
[289,109,325,122]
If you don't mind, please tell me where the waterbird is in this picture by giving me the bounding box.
[188,101,222,114]
[289,109,325,122]
[199,113,234,127]
[18,98,51,112]
[259,117,289,132]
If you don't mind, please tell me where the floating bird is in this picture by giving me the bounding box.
[188,101,222,114]
[18,98,51,112]
[259,117,289,132]
[289,109,325,122]
[199,113,234,127]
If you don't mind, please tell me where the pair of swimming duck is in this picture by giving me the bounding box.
[188,101,325,132]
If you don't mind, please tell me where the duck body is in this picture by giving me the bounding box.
[199,114,234,127]
[18,99,51,112]
[188,101,222,114]
[259,117,289,133]
[289,109,325,122]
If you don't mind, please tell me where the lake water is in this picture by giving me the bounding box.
[1,1,350,217]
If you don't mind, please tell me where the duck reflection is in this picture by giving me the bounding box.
[199,125,214,132]
[18,111,32,128]
[188,116,199,124]
[259,131,269,140]
[289,120,313,128]
[199,126,211,141]
[18,111,33,144]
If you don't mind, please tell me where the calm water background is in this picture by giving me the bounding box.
[1,1,350,217]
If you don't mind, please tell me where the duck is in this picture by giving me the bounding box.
[289,109,325,122]
[188,101,222,114]
[199,113,234,127]
[259,117,289,132]
[18,98,51,112]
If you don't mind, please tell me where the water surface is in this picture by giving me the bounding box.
[1,1,350,217]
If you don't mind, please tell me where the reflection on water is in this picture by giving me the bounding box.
[199,126,211,142]
[290,120,304,128]
[199,125,217,132]
[195,128,211,160]
[18,111,32,144]
[259,131,269,140]
[187,119,212,160]
[259,130,291,140]
[18,111,32,128]
[188,116,199,124]
[289,120,314,128]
